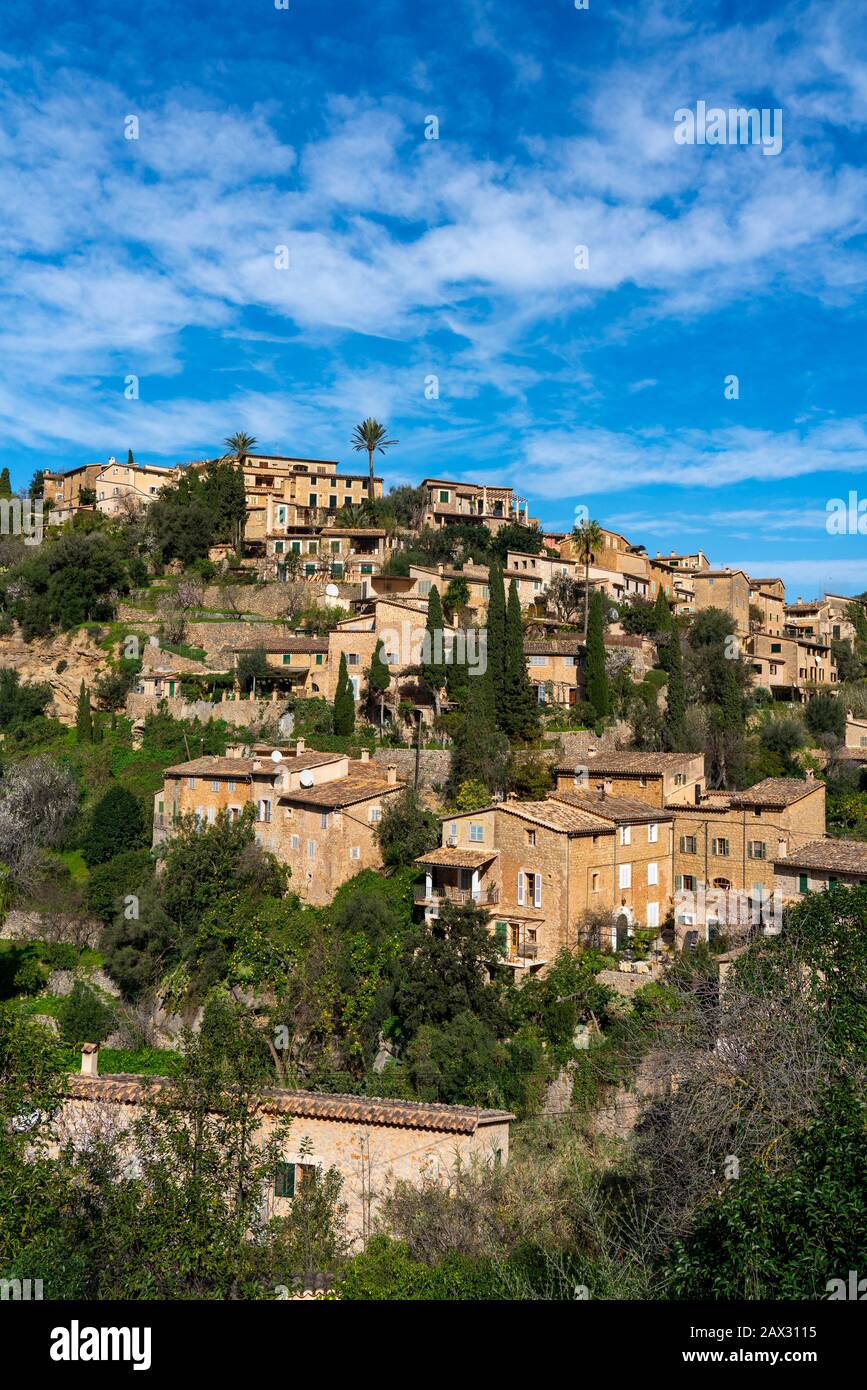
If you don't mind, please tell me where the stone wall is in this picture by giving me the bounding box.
[372,748,452,791]
[125,691,282,730]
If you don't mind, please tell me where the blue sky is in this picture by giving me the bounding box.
[1,0,867,596]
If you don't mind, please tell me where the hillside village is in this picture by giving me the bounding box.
[1,433,866,1300]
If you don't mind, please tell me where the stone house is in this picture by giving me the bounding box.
[681,568,752,637]
[152,741,405,905]
[230,636,331,699]
[749,579,786,636]
[670,777,826,942]
[524,638,585,707]
[418,478,534,532]
[774,838,867,902]
[61,1052,513,1247]
[553,751,706,810]
[746,631,837,696]
[415,792,675,968]
[94,460,175,516]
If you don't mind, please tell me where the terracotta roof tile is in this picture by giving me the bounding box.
[774,838,867,874]
[729,778,819,809]
[415,847,499,868]
[66,1074,513,1133]
[550,791,673,824]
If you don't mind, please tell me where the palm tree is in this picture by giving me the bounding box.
[571,518,604,639]
[223,431,258,463]
[351,418,398,496]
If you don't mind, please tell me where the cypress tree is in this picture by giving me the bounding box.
[368,639,391,725]
[422,585,448,697]
[448,664,509,796]
[486,559,506,710]
[502,579,539,740]
[664,627,687,749]
[76,680,93,744]
[127,449,134,466]
[0,468,11,499]
[585,591,609,720]
[333,652,356,735]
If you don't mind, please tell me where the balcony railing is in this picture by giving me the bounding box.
[415,885,499,905]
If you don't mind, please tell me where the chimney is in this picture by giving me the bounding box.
[387,763,397,784]
[603,778,613,795]
[295,737,305,754]
[506,791,518,801]
[806,768,814,781]
[81,1043,99,1077]
[360,748,370,763]
[596,783,605,799]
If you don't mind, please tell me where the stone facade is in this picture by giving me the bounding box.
[59,1062,513,1247]
[153,741,405,905]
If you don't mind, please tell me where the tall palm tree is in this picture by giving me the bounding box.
[223,431,258,463]
[571,518,604,639]
[351,418,398,496]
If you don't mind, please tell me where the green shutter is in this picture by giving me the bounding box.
[274,1162,296,1197]
[494,921,508,951]
[799,874,808,893]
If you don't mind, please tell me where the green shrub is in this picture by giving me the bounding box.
[58,981,117,1046]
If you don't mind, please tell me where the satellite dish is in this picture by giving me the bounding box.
[325,583,339,598]
[299,769,314,788]
[271,749,283,763]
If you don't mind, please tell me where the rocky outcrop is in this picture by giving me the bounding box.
[0,629,109,723]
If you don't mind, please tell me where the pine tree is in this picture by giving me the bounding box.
[422,585,447,699]
[368,639,391,725]
[501,579,539,740]
[585,591,609,720]
[486,559,506,710]
[76,680,93,744]
[333,652,355,735]
[0,468,11,499]
[127,449,135,466]
[664,626,687,749]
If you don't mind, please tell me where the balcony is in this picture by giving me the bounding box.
[415,884,499,906]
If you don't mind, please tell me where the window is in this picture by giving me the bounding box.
[309,493,317,508]
[347,653,360,666]
[369,806,381,823]
[258,799,272,823]
[274,1162,316,1198]
[619,863,632,890]
[188,777,197,789]
[646,902,659,928]
[290,834,300,850]
[307,840,316,858]
[526,829,536,847]
[647,822,658,842]
[331,541,340,553]
[320,812,329,829]
[283,654,292,665]
[329,495,337,509]
[619,825,631,846]
[469,823,484,842]
[439,489,450,503]
[211,780,220,792]
[274,540,284,554]
[674,773,686,786]
[518,871,541,907]
[799,873,808,893]
[291,540,301,554]
[712,838,730,856]
[227,780,236,793]
[771,642,782,653]
[676,874,697,892]
[591,872,599,892]
[647,862,658,886]
[350,847,360,861]
[418,579,432,595]
[529,655,546,666]
[748,841,766,860]
[315,653,323,665]
[680,835,697,854]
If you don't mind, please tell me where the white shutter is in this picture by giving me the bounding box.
[619,863,632,890]
[517,871,525,906]
[533,873,541,908]
[647,862,658,886]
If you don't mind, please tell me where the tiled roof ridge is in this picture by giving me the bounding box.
[66,1074,514,1133]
